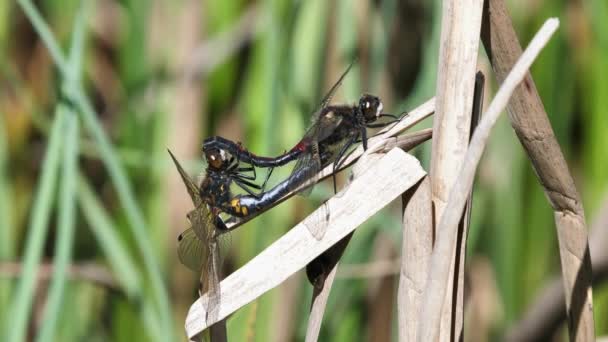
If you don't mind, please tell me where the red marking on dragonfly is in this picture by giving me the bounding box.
[293,140,309,152]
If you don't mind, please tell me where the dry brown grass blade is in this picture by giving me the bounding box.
[417,18,560,342]
[305,265,338,342]
[185,148,427,339]
[430,0,484,338]
[398,176,432,342]
[481,0,594,340]
[505,193,608,341]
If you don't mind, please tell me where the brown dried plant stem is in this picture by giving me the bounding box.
[398,73,480,341]
[506,194,608,341]
[481,0,594,340]
[430,0,484,339]
[417,18,560,342]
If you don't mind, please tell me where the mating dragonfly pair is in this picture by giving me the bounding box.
[171,62,404,321]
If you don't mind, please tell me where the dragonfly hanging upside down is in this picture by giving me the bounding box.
[170,146,276,329]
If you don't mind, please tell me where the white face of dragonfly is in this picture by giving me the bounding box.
[376,102,383,118]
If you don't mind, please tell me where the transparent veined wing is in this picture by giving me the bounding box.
[177,227,208,272]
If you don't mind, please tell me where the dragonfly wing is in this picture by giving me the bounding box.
[317,60,356,111]
[168,149,202,206]
[290,142,322,197]
[304,200,330,240]
[204,238,222,323]
[188,203,216,242]
[303,132,358,239]
[177,227,208,272]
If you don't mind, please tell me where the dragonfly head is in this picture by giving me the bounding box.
[358,94,383,123]
[204,146,231,170]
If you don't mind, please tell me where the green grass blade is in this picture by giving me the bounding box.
[71,88,172,342]
[16,1,172,338]
[36,109,79,342]
[5,108,66,342]
[77,176,141,296]
[16,0,68,75]
[65,0,90,83]
[0,111,12,259]
[0,106,14,332]
[78,176,175,340]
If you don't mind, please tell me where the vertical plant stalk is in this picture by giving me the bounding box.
[506,194,608,341]
[430,0,484,339]
[78,177,163,339]
[417,18,560,342]
[480,1,595,340]
[36,6,88,338]
[398,176,432,342]
[36,110,79,342]
[0,110,12,260]
[305,265,338,342]
[0,109,13,329]
[5,110,66,342]
[162,0,205,324]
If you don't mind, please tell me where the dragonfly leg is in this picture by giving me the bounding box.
[225,154,240,173]
[233,177,264,198]
[366,114,401,128]
[233,176,262,190]
[230,152,257,180]
[261,166,275,192]
[235,168,257,181]
[361,127,368,151]
[332,135,358,194]
[378,113,400,120]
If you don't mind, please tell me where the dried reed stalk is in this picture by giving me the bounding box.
[417,18,560,342]
[430,0,484,339]
[481,0,594,340]
[399,177,432,342]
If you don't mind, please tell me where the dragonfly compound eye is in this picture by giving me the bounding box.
[359,94,382,122]
[205,149,225,169]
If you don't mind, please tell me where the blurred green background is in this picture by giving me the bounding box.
[1,0,607,341]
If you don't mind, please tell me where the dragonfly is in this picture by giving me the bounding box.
[204,61,403,218]
[203,62,405,288]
